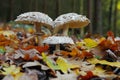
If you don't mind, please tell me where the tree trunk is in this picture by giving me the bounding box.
[108,0,113,30]
[93,0,102,35]
[87,0,93,34]
[7,0,14,21]
[29,0,33,11]
[80,0,84,37]
[96,0,102,35]
[113,0,118,36]
[43,0,47,13]
[35,0,38,11]
[21,0,29,12]
[56,0,60,17]
[71,0,76,35]
[72,0,75,12]
[79,0,83,14]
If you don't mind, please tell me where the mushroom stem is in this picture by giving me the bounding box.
[34,23,41,32]
[21,35,36,43]
[56,44,60,51]
[80,28,84,38]
[38,35,43,46]
[63,25,69,36]
[34,22,43,46]
[54,44,61,55]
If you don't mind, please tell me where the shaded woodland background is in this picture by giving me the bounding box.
[0,0,120,36]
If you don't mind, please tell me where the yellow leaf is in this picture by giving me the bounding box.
[92,66,105,76]
[68,64,79,69]
[42,52,59,70]
[2,65,21,75]
[92,66,117,78]
[83,38,98,49]
[87,58,120,68]
[73,69,80,75]
[14,72,23,80]
[42,52,80,73]
[98,37,106,43]
[56,57,69,73]
[76,41,85,47]
[56,57,80,73]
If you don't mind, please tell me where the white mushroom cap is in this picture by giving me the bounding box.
[42,36,74,44]
[15,12,53,28]
[54,13,90,32]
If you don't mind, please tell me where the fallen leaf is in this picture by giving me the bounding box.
[56,57,79,73]
[42,52,59,70]
[92,66,105,76]
[1,65,23,80]
[83,38,98,49]
[1,65,21,75]
[56,57,69,73]
[0,46,5,54]
[87,58,120,68]
[92,66,117,78]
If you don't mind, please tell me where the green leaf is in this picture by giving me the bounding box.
[42,52,59,70]
[0,46,5,54]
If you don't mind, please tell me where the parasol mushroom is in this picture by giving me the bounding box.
[54,13,90,36]
[42,36,74,54]
[15,12,53,45]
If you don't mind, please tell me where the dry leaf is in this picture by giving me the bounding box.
[1,65,21,75]
[87,58,120,68]
[42,52,59,70]
[56,57,79,73]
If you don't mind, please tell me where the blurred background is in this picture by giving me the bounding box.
[0,0,120,36]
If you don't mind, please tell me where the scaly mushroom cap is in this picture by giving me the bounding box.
[54,13,90,32]
[42,36,74,44]
[15,12,53,29]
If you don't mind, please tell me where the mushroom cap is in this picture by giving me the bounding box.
[54,13,90,32]
[42,36,74,44]
[15,12,53,29]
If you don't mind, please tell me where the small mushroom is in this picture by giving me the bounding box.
[15,12,53,45]
[54,13,90,36]
[42,36,74,54]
